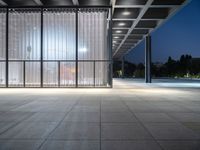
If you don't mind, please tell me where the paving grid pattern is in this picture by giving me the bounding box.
[0,78,200,149]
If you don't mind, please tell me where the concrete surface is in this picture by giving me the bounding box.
[0,78,200,150]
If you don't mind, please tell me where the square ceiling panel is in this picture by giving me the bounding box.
[113,20,133,28]
[152,0,186,5]
[113,29,129,34]
[113,35,125,40]
[113,40,121,44]
[124,39,138,43]
[143,8,170,19]
[116,0,148,5]
[131,29,149,34]
[136,20,157,28]
[121,45,133,49]
[127,35,143,40]
[124,42,137,45]
[78,0,109,6]
[113,8,141,19]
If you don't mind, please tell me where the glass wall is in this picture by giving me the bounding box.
[78,8,110,87]
[0,9,6,87]
[43,8,76,87]
[8,8,41,87]
[0,7,112,88]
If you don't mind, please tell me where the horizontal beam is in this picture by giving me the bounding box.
[112,27,130,29]
[113,18,164,21]
[0,6,111,8]
[114,5,180,8]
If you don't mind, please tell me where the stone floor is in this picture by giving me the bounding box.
[0,78,200,150]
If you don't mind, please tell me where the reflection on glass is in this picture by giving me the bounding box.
[60,62,75,87]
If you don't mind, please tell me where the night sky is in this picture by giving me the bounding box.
[125,0,200,64]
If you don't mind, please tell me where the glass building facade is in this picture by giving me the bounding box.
[0,7,112,87]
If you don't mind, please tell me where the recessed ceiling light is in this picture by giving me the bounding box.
[122,11,131,16]
[114,36,119,39]
[118,22,125,26]
[116,30,122,33]
[113,41,117,43]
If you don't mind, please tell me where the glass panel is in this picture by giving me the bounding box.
[95,61,110,87]
[78,9,108,60]
[43,62,58,87]
[78,61,94,87]
[0,9,6,87]
[60,62,76,87]
[9,62,23,87]
[0,9,6,60]
[43,9,76,60]
[25,62,40,87]
[0,62,5,87]
[8,9,41,60]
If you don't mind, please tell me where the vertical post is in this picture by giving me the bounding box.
[121,56,125,78]
[58,61,60,87]
[75,8,78,88]
[94,61,95,87]
[23,61,25,87]
[109,7,113,88]
[40,8,43,87]
[6,8,9,87]
[145,35,152,83]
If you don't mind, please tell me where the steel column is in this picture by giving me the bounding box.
[109,7,113,87]
[23,61,25,87]
[5,8,8,87]
[75,8,78,88]
[40,8,43,87]
[94,61,95,87]
[145,35,152,83]
[58,61,60,87]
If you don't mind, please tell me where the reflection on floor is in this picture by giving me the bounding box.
[0,78,200,150]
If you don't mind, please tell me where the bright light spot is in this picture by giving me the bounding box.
[122,11,131,16]
[116,30,122,33]
[114,36,119,39]
[113,41,117,43]
[79,47,87,52]
[118,22,126,26]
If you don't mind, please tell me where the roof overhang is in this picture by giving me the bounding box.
[0,0,190,60]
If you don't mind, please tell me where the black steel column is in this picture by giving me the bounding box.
[109,7,113,87]
[6,8,9,87]
[40,8,43,87]
[121,56,125,78]
[145,35,152,83]
[23,61,25,87]
[94,61,95,87]
[75,9,78,88]
[58,61,60,87]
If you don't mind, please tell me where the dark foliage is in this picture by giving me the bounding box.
[113,54,200,78]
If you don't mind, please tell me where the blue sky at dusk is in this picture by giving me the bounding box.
[125,0,200,64]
